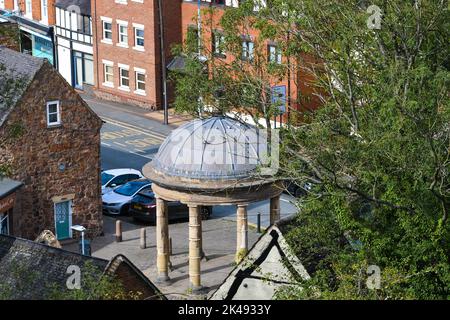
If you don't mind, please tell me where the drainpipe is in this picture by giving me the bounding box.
[157,0,169,125]
[93,0,100,91]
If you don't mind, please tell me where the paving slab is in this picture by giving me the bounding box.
[63,215,262,299]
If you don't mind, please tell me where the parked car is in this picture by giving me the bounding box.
[101,168,143,195]
[129,189,212,224]
[284,180,313,198]
[102,179,152,215]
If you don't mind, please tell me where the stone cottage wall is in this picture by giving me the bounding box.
[0,62,103,239]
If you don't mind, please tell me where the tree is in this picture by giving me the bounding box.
[170,2,301,129]
[264,0,449,299]
[174,0,449,299]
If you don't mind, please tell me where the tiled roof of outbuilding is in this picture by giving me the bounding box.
[0,234,109,299]
[0,47,45,127]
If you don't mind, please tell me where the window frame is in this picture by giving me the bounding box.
[102,20,113,41]
[134,70,146,95]
[117,23,129,47]
[134,27,144,49]
[46,100,61,127]
[268,44,282,64]
[103,63,114,87]
[119,66,130,90]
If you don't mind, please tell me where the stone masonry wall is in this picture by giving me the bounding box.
[0,62,103,240]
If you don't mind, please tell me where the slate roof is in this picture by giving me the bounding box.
[55,0,91,16]
[210,216,310,300]
[0,178,23,199]
[0,234,166,300]
[0,47,45,127]
[0,234,109,299]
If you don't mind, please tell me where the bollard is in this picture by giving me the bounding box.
[115,220,122,242]
[169,237,172,255]
[140,228,146,249]
[257,213,261,233]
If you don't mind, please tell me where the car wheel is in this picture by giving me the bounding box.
[120,204,130,216]
[295,187,306,198]
[200,206,212,220]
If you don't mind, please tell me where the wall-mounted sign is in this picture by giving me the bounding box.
[0,193,16,213]
[271,85,287,114]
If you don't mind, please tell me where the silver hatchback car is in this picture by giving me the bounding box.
[102,179,152,215]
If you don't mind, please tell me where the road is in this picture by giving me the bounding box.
[83,95,299,228]
[100,117,163,171]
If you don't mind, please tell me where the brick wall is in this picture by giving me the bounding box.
[180,1,322,122]
[92,0,181,110]
[0,62,103,239]
[3,0,56,25]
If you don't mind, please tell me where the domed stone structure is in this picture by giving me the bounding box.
[142,116,282,292]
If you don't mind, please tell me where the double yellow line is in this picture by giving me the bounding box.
[101,116,167,142]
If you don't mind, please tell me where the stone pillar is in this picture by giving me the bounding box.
[156,197,170,282]
[236,204,248,263]
[270,195,281,225]
[188,204,202,291]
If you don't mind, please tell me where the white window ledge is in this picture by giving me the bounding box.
[101,39,113,45]
[118,86,130,92]
[116,43,129,49]
[132,46,145,52]
[102,82,114,88]
[134,90,146,96]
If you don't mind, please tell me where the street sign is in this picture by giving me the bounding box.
[271,85,287,114]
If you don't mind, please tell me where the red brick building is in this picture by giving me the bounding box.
[91,0,182,109]
[180,0,321,123]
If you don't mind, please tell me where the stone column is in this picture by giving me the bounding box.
[236,204,248,263]
[156,197,170,282]
[188,204,202,291]
[270,195,281,225]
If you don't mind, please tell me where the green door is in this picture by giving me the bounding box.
[55,201,71,240]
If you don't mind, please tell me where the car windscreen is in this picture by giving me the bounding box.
[132,194,155,205]
[101,172,114,186]
[114,182,148,196]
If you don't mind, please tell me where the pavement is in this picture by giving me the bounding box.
[64,214,262,299]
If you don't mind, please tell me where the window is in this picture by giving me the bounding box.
[242,39,254,61]
[104,64,114,85]
[77,15,91,35]
[212,32,226,57]
[135,70,146,94]
[41,0,48,24]
[268,44,282,64]
[46,101,61,126]
[134,28,144,48]
[25,0,32,18]
[119,67,130,89]
[103,21,112,41]
[0,212,9,235]
[118,23,128,46]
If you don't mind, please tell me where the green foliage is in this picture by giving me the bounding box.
[173,0,449,299]
[46,262,142,300]
[0,260,142,300]
[170,5,291,127]
[268,0,450,299]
